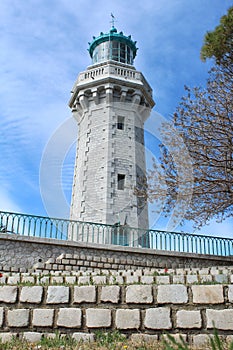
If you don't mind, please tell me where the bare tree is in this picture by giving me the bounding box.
[144,67,233,228]
[137,7,233,228]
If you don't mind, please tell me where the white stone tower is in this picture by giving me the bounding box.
[69,25,155,245]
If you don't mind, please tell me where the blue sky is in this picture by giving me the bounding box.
[0,0,232,237]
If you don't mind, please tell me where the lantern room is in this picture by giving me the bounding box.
[88,26,138,65]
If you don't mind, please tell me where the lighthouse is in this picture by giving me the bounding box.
[69,24,155,245]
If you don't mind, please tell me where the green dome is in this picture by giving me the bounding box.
[88,27,138,65]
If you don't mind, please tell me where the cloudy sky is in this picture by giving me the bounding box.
[1,0,232,237]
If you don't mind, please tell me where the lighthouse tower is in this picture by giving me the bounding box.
[69,25,155,244]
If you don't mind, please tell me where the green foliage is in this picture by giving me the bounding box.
[201,6,233,66]
[0,336,29,350]
[162,331,233,350]
[209,328,233,350]
[40,332,77,348]
[0,330,233,350]
[16,281,35,286]
[163,334,189,350]
[95,330,126,349]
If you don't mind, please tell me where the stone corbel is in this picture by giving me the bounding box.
[120,88,128,102]
[71,102,83,122]
[92,89,99,105]
[78,92,89,110]
[138,105,151,122]
[132,91,142,106]
[105,85,113,104]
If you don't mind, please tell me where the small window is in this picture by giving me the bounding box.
[117,174,125,190]
[117,116,125,130]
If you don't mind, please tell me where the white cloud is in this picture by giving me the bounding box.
[0,0,232,236]
[0,188,22,214]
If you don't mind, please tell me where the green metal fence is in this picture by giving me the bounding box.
[0,210,232,256]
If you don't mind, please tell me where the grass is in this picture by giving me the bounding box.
[0,331,232,350]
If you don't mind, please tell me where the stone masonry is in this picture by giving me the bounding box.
[1,233,232,272]
[1,234,233,346]
[0,274,233,346]
[69,38,155,235]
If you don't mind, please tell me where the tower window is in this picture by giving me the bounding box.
[117,116,125,130]
[117,174,125,190]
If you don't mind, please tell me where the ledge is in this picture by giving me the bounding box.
[1,232,232,263]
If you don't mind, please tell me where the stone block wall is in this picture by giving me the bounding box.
[1,233,233,345]
[1,233,233,273]
[0,272,233,346]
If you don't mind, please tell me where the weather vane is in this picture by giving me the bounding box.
[110,13,116,27]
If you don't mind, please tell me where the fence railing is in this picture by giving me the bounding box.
[0,210,232,256]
